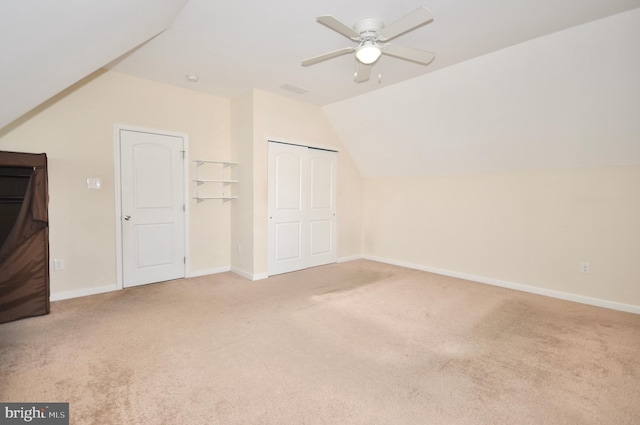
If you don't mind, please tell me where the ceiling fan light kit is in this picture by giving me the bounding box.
[302,6,435,83]
[355,41,382,65]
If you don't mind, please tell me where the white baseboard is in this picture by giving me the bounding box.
[50,265,260,301]
[187,266,231,278]
[363,255,640,315]
[50,284,118,302]
[337,255,363,263]
[51,267,231,302]
[231,267,269,281]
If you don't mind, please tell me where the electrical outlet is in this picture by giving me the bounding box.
[580,262,590,274]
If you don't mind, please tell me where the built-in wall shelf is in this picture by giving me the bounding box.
[193,195,240,201]
[194,160,238,166]
[192,160,238,202]
[194,179,239,185]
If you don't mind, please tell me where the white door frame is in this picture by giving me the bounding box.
[113,124,190,290]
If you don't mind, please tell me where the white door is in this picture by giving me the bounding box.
[268,142,337,275]
[120,129,185,287]
[307,148,337,268]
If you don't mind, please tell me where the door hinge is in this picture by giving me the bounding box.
[183,204,185,212]
[181,150,186,159]
[183,257,186,264]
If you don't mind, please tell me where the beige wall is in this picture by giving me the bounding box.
[323,10,640,311]
[0,72,363,294]
[363,166,640,308]
[0,70,232,296]
[230,89,364,278]
[230,91,255,276]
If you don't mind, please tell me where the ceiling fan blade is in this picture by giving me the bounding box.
[301,47,354,66]
[382,43,435,65]
[378,7,434,41]
[355,62,371,83]
[317,15,361,41]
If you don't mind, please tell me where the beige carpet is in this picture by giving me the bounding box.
[1,260,640,424]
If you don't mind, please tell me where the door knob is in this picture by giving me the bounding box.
[123,215,131,221]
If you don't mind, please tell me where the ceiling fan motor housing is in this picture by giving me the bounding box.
[353,17,384,40]
[353,18,384,65]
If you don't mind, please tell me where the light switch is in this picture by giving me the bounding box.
[87,178,102,189]
[54,259,64,270]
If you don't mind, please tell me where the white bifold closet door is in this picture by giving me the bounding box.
[268,141,337,276]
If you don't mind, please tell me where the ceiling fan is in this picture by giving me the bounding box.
[302,7,435,83]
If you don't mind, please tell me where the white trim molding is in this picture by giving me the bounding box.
[50,284,118,302]
[363,255,640,315]
[337,255,363,263]
[113,124,190,290]
[187,266,231,278]
[232,267,269,281]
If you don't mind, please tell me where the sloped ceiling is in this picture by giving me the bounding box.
[2,0,639,176]
[0,0,188,129]
[323,9,640,177]
[108,0,640,107]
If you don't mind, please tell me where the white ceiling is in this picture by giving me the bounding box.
[2,0,639,125]
[107,0,640,106]
[324,8,640,177]
[0,0,188,129]
[2,0,639,176]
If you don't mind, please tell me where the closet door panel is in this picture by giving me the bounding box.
[307,149,337,268]
[268,143,308,275]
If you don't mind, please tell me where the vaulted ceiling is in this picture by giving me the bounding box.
[2,0,639,175]
[0,0,188,129]
[111,0,640,106]
[325,8,640,177]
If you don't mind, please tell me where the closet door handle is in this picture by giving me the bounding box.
[123,215,131,221]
